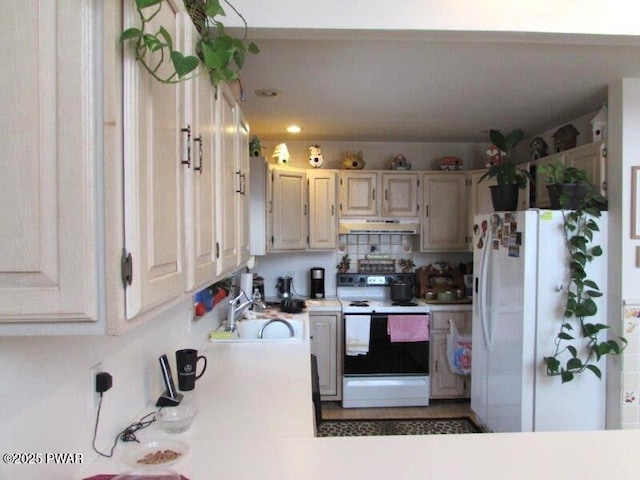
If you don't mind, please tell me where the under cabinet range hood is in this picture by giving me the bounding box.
[338,218,420,234]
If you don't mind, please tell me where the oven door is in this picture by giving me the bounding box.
[343,314,429,376]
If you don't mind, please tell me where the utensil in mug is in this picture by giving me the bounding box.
[175,349,207,391]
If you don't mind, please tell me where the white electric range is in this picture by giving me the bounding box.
[337,273,431,408]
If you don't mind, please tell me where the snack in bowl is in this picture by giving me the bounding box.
[137,449,182,465]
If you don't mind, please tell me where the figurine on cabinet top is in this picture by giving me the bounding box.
[529,136,549,161]
[342,150,365,169]
[392,154,412,170]
[552,124,580,152]
[308,145,324,168]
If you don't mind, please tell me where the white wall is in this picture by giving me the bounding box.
[0,300,225,480]
[224,0,640,36]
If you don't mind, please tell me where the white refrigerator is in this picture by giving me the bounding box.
[471,210,607,432]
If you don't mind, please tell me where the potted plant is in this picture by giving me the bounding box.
[538,162,597,210]
[399,258,415,273]
[336,254,351,273]
[478,128,531,211]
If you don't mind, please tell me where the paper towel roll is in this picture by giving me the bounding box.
[240,273,253,299]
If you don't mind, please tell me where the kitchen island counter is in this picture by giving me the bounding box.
[82,311,640,479]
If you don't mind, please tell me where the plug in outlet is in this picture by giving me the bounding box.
[89,362,103,410]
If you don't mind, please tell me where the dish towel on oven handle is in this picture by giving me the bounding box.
[447,318,472,375]
[345,315,371,355]
[387,314,430,342]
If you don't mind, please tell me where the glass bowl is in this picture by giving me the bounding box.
[113,467,181,479]
[156,405,197,434]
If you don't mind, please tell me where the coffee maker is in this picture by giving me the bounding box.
[310,267,325,299]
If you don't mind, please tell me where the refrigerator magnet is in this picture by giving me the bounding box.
[508,245,520,257]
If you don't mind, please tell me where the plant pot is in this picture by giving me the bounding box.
[546,184,589,210]
[489,184,519,212]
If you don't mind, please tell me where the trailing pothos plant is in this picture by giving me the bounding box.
[543,186,627,383]
[120,0,259,85]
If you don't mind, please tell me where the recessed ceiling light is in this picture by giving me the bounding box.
[255,89,281,98]
[287,125,302,134]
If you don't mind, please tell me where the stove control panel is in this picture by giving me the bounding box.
[337,273,415,287]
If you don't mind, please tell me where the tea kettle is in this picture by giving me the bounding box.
[276,276,293,298]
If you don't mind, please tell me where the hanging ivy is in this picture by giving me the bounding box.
[543,186,627,383]
[121,0,259,85]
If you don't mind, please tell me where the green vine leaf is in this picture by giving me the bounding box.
[170,51,199,77]
[136,0,163,8]
[591,245,603,257]
[561,370,574,383]
[567,357,583,370]
[585,364,602,379]
[567,345,577,357]
[558,332,574,340]
[121,27,143,41]
[157,26,173,51]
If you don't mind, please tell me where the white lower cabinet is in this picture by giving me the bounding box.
[309,313,342,399]
[429,308,471,399]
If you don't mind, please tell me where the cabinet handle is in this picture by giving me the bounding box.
[194,135,203,174]
[425,205,429,217]
[385,188,388,201]
[372,188,376,201]
[304,204,307,216]
[435,360,438,372]
[331,205,335,217]
[235,171,241,193]
[240,173,247,195]
[181,124,191,168]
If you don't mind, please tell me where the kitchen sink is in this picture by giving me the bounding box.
[210,317,306,342]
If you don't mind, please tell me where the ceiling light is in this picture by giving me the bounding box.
[255,89,280,98]
[287,125,302,134]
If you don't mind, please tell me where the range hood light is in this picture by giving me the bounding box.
[338,219,420,234]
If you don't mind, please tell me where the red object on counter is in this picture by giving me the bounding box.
[212,287,228,307]
[194,302,206,317]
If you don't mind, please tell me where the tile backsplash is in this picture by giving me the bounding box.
[337,234,415,272]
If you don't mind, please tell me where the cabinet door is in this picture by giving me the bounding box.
[430,332,466,398]
[339,172,378,216]
[381,173,419,217]
[310,314,339,397]
[308,171,337,249]
[0,0,99,323]
[236,108,251,263]
[272,168,307,250]
[123,5,186,319]
[565,142,606,196]
[421,173,467,251]
[468,171,495,250]
[216,83,240,275]
[184,21,217,291]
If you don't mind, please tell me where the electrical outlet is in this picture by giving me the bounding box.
[89,362,103,410]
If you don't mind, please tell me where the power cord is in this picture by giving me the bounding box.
[91,374,157,458]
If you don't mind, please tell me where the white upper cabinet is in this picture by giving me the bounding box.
[122,5,187,320]
[339,171,418,217]
[308,170,338,250]
[183,20,218,292]
[236,108,251,264]
[381,173,419,217]
[0,0,100,326]
[421,172,467,251]
[339,172,378,216]
[565,141,606,196]
[215,82,241,275]
[272,168,308,250]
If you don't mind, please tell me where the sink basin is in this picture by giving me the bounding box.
[210,318,305,342]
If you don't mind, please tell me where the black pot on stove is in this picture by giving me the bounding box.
[389,280,414,302]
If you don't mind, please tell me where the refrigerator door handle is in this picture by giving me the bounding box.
[479,230,493,352]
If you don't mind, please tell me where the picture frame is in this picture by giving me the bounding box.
[632,166,640,239]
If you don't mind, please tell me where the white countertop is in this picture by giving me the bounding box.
[82,311,640,480]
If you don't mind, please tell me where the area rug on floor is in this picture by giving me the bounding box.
[317,417,482,437]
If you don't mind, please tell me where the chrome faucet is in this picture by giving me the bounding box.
[225,289,254,332]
